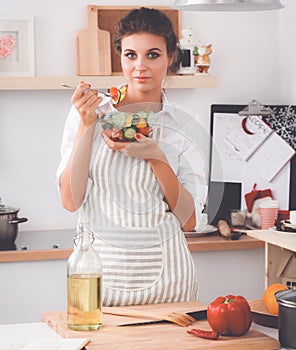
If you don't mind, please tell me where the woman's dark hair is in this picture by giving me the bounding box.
[114,7,180,72]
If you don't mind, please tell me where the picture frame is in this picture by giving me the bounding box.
[0,16,34,76]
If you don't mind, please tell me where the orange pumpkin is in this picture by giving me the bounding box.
[263,283,288,315]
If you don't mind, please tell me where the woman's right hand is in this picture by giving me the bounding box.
[71,81,103,127]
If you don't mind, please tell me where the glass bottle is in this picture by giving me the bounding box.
[67,223,102,331]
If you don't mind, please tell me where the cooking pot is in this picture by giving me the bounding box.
[0,200,28,244]
[276,288,296,349]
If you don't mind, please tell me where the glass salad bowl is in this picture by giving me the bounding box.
[99,110,155,142]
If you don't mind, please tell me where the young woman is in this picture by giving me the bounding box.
[57,7,207,306]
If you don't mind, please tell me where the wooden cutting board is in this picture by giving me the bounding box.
[249,299,278,328]
[76,5,112,75]
[42,301,279,349]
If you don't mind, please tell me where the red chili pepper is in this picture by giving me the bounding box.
[187,328,219,340]
[207,295,252,336]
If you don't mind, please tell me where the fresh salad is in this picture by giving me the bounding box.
[99,110,155,142]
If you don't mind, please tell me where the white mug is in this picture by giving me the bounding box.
[196,213,208,232]
[290,211,296,225]
[259,200,279,229]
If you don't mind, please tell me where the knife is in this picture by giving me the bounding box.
[118,309,207,327]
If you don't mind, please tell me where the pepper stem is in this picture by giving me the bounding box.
[224,298,235,304]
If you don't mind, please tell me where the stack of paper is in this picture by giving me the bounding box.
[225,115,295,182]
[0,323,89,350]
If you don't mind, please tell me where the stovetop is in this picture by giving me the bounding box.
[0,229,74,252]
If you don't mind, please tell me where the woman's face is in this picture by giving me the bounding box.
[120,33,172,95]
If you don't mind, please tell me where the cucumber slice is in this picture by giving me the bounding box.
[111,112,126,128]
[116,89,122,103]
[101,121,113,130]
[123,126,137,140]
[134,110,147,120]
[132,115,140,124]
[147,111,155,127]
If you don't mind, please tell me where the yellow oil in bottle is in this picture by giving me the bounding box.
[67,274,102,331]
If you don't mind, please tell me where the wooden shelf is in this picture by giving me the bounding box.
[0,74,218,90]
[247,229,296,252]
[247,229,296,287]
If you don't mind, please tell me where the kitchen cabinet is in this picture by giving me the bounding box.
[247,229,296,288]
[0,75,218,90]
[0,258,68,325]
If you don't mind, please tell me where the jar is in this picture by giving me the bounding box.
[67,223,103,331]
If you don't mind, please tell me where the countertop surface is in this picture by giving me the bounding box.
[42,301,279,350]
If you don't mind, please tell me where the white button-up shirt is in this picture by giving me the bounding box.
[56,90,208,230]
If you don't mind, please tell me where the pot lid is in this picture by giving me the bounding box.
[276,289,296,307]
[0,198,19,214]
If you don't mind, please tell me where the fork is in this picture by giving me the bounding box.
[103,306,196,327]
[61,84,112,97]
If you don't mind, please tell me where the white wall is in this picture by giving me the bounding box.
[1,0,291,232]
[278,0,296,102]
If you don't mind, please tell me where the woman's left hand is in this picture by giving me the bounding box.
[101,132,131,152]
[123,133,165,161]
[102,133,165,161]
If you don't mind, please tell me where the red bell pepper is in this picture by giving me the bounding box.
[207,295,252,336]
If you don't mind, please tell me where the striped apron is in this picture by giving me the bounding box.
[79,138,198,306]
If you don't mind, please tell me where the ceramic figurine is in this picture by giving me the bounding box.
[194,44,212,75]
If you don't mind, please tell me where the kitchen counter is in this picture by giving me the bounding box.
[0,230,264,262]
[0,229,73,262]
[42,301,279,350]
[186,231,264,252]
